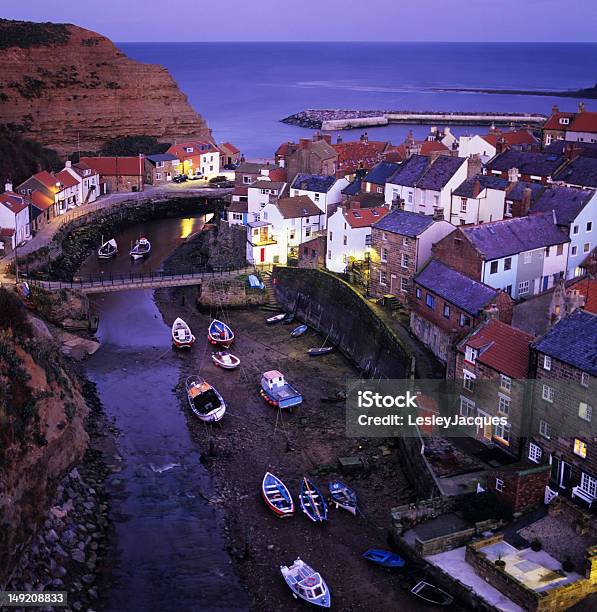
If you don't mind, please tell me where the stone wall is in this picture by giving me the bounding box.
[415,519,502,556]
[197,276,267,309]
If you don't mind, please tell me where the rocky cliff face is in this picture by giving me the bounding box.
[0,20,212,155]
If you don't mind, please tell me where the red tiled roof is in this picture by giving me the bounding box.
[0,192,31,214]
[344,206,389,228]
[569,277,597,315]
[333,140,389,172]
[30,190,54,211]
[265,167,287,182]
[543,112,576,131]
[32,170,57,188]
[80,156,144,176]
[0,227,15,237]
[55,169,80,189]
[459,319,534,378]
[233,185,248,197]
[275,142,290,157]
[569,112,597,134]
[220,142,240,154]
[419,141,449,154]
[167,141,218,159]
[384,145,408,163]
[483,130,537,147]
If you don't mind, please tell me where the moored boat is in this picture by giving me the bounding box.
[211,351,240,370]
[328,480,357,515]
[362,549,405,568]
[410,581,453,607]
[308,346,333,357]
[208,319,234,346]
[262,472,294,517]
[300,477,327,523]
[291,324,308,338]
[172,317,195,349]
[280,558,331,608]
[130,237,151,260]
[266,313,286,324]
[185,375,226,422]
[98,237,118,259]
[260,370,303,409]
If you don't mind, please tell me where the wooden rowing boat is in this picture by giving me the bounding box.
[211,351,240,369]
[262,472,294,517]
[172,317,195,349]
[208,319,234,346]
[299,477,327,523]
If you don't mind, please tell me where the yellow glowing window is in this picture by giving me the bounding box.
[574,438,587,459]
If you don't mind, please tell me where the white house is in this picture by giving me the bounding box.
[458,130,538,162]
[62,161,100,205]
[326,203,389,273]
[451,174,510,225]
[246,221,279,266]
[529,186,597,279]
[290,173,349,220]
[54,169,81,214]
[458,134,497,163]
[247,179,288,224]
[0,184,31,248]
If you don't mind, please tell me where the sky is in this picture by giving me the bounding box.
[2,0,597,43]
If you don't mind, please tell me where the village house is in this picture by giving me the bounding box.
[332,135,392,178]
[529,186,597,279]
[409,259,513,368]
[450,174,510,225]
[0,183,32,248]
[59,160,100,207]
[219,142,241,168]
[543,139,597,159]
[484,150,567,184]
[362,161,401,196]
[503,180,545,218]
[246,169,288,224]
[552,155,597,189]
[167,141,220,179]
[432,214,570,299]
[454,319,534,458]
[298,235,326,270]
[369,209,454,301]
[384,129,453,164]
[458,128,538,162]
[326,203,388,274]
[275,133,337,181]
[542,102,597,146]
[54,169,81,213]
[81,156,144,193]
[290,173,349,218]
[224,201,249,226]
[144,153,180,185]
[16,170,59,227]
[232,161,273,204]
[526,309,597,508]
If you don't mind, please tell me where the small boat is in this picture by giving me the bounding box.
[260,370,303,409]
[410,581,454,607]
[98,237,118,259]
[172,317,195,349]
[262,472,294,518]
[208,319,234,346]
[280,558,331,609]
[362,549,405,568]
[130,237,151,260]
[211,351,240,370]
[266,313,286,324]
[308,347,333,357]
[328,481,357,515]
[291,324,308,338]
[282,312,295,324]
[185,375,226,422]
[299,477,327,523]
[17,281,31,299]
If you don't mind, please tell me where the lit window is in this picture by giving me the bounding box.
[539,420,551,439]
[465,346,477,364]
[494,422,510,444]
[500,375,512,393]
[574,438,587,459]
[528,443,542,463]
[579,402,593,422]
[495,478,504,492]
[543,355,551,371]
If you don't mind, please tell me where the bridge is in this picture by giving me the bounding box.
[22,266,266,294]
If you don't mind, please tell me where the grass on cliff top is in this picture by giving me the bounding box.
[0,20,71,50]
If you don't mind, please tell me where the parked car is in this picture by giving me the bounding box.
[208,175,228,185]
[173,175,187,183]
[188,173,203,181]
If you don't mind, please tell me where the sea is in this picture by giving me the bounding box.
[119,42,597,159]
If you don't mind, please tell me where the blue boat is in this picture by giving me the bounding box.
[290,324,308,338]
[260,370,303,409]
[280,558,331,608]
[208,319,234,347]
[300,477,328,523]
[362,549,405,568]
[328,481,357,515]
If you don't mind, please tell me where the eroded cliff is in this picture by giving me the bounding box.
[0,19,212,155]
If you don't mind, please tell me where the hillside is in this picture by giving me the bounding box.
[0,19,212,156]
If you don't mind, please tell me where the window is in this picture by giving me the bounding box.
[402,237,409,246]
[580,472,597,497]
[505,285,512,296]
[243,175,252,184]
[460,198,467,212]
[156,161,164,168]
[539,420,551,439]
[377,186,383,194]
[490,261,498,274]
[542,384,554,403]
[382,232,388,241]
[328,250,331,259]
[263,211,268,220]
[556,244,564,256]
[579,402,593,422]
[155,172,162,180]
[443,303,450,319]
[460,396,475,416]
[379,271,387,286]
[500,375,512,392]
[407,192,413,203]
[185,146,193,153]
[400,277,408,292]
[545,246,551,258]
[459,313,471,327]
[314,193,320,201]
[543,355,552,371]
[465,346,477,364]
[559,117,570,125]
[571,246,577,256]
[588,221,593,233]
[289,231,295,240]
[498,394,511,415]
[401,254,410,268]
[305,228,311,238]
[574,438,587,459]
[495,479,504,492]
[505,201,513,217]
[232,213,243,221]
[583,242,591,253]
[518,280,530,295]
[343,235,347,246]
[504,257,512,271]
[381,247,388,262]
[523,251,533,264]
[416,288,422,300]
[572,225,579,235]
[529,443,542,463]
[494,422,510,444]
[463,370,475,391]
[426,294,435,309]
[329,231,333,242]
[581,372,590,387]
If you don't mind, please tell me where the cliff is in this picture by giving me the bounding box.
[0,19,212,155]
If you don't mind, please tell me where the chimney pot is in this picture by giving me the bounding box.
[551,104,559,114]
[4,181,13,193]
[508,167,519,183]
[579,101,586,113]
[521,187,533,214]
[472,179,482,198]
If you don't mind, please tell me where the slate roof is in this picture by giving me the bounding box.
[373,209,435,237]
[486,150,566,177]
[505,181,545,202]
[146,153,179,164]
[276,196,322,219]
[542,140,597,158]
[453,174,509,198]
[342,178,362,196]
[344,206,388,229]
[533,309,597,375]
[387,154,429,187]
[529,186,595,226]
[458,319,534,379]
[363,161,400,186]
[552,156,597,188]
[416,156,466,191]
[250,180,286,191]
[461,213,569,260]
[291,173,336,193]
[414,260,500,316]
[237,162,268,174]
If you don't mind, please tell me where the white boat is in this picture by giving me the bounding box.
[266,313,286,324]
[185,375,226,422]
[211,351,240,369]
[130,237,151,260]
[98,237,118,259]
[280,558,330,608]
[172,317,195,349]
[410,581,454,607]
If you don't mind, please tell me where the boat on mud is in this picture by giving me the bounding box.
[260,370,303,409]
[410,581,453,606]
[328,481,357,515]
[262,472,294,518]
[211,351,240,370]
[130,237,151,260]
[299,477,328,523]
[98,237,118,259]
[308,346,333,357]
[362,549,405,568]
[291,324,308,338]
[208,319,234,346]
[185,375,226,422]
[266,313,286,324]
[172,317,195,349]
[280,558,331,608]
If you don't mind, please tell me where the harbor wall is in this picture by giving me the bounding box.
[321,116,388,130]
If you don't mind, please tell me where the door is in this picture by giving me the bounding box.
[550,456,560,484]
[542,276,549,291]
[390,274,398,294]
[560,461,572,489]
[260,247,265,263]
[476,410,492,442]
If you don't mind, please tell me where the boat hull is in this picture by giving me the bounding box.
[262,472,294,518]
[211,352,240,369]
[300,478,328,522]
[208,319,234,347]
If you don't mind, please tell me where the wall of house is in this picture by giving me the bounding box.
[432,231,483,281]
[417,222,455,269]
[370,228,417,301]
[481,255,518,298]
[486,466,550,512]
[568,201,596,278]
[326,210,369,274]
[458,135,496,162]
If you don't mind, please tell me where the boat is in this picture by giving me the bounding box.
[291,324,308,338]
[280,558,331,608]
[260,370,303,409]
[299,477,328,523]
[362,549,405,568]
[308,346,333,357]
[262,472,294,517]
[172,317,195,349]
[211,351,240,370]
[130,237,151,260]
[17,281,31,299]
[410,581,454,607]
[185,375,226,422]
[282,312,295,324]
[328,481,357,515]
[266,313,286,324]
[98,237,118,259]
[208,319,234,346]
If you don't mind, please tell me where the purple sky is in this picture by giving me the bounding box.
[3,0,597,42]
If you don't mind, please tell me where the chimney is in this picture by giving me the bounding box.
[406,129,415,146]
[496,136,508,154]
[566,288,586,314]
[467,154,482,178]
[65,160,72,168]
[551,104,559,114]
[508,167,519,183]
[484,304,500,321]
[336,134,343,144]
[443,126,451,136]
[521,187,533,215]
[472,179,482,198]
[432,208,444,221]
[4,181,13,193]
[579,101,586,113]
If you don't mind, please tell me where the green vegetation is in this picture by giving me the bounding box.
[8,75,47,99]
[100,135,171,156]
[0,19,71,50]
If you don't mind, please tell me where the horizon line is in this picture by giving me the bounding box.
[115,40,597,44]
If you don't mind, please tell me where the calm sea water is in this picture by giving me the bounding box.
[119,42,597,158]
